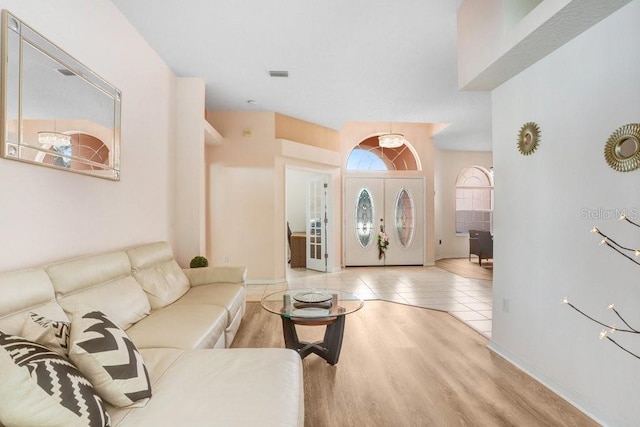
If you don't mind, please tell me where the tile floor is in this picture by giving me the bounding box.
[246,265,493,338]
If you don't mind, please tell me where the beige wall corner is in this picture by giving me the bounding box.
[174,77,206,268]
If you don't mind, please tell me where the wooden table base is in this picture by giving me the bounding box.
[281,315,346,365]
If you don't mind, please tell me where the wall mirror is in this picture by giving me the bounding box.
[1,10,121,180]
[604,123,640,172]
[517,121,540,156]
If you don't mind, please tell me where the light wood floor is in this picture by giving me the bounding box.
[232,301,597,427]
[436,257,493,281]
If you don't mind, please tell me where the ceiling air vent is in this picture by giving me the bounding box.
[268,70,289,78]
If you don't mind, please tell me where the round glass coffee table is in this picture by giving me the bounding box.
[261,288,364,365]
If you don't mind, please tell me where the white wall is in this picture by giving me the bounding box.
[434,149,492,259]
[458,0,633,90]
[0,1,177,271]
[503,0,543,31]
[286,169,308,233]
[491,1,640,425]
[175,78,206,267]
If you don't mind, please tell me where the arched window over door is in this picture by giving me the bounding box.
[346,136,420,171]
[455,166,493,234]
[41,133,109,171]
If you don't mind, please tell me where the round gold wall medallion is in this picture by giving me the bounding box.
[604,123,640,172]
[517,122,540,155]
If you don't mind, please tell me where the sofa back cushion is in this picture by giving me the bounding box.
[46,251,150,330]
[126,242,190,310]
[0,269,68,336]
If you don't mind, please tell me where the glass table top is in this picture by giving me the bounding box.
[261,288,364,319]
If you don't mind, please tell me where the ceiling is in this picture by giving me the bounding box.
[110,0,492,151]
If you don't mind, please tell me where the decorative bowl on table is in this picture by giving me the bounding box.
[293,291,332,303]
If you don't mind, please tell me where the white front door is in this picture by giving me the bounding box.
[382,178,424,265]
[344,177,424,266]
[306,176,328,272]
[344,178,384,266]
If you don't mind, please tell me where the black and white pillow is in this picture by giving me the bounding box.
[21,312,71,357]
[69,307,152,408]
[0,331,111,427]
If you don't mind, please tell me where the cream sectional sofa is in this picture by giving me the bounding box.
[0,241,304,426]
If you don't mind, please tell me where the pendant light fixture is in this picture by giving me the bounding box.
[38,119,71,147]
[378,122,406,148]
[38,131,72,147]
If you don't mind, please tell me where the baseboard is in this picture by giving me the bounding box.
[246,278,286,285]
[487,341,620,427]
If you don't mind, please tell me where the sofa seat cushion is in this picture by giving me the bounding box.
[125,304,227,350]
[172,283,245,326]
[107,348,304,427]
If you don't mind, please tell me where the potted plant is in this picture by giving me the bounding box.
[190,256,209,268]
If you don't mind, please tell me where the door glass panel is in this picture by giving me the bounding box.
[355,188,374,248]
[309,181,323,260]
[395,188,415,248]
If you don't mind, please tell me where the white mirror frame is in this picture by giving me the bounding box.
[0,10,121,180]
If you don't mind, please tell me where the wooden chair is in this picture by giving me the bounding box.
[469,230,493,266]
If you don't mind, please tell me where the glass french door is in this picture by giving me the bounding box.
[306,176,328,272]
[344,177,424,266]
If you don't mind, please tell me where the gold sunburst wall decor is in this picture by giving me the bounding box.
[604,123,640,172]
[517,122,541,156]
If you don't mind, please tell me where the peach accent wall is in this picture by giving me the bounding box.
[0,1,177,272]
[206,111,276,167]
[275,113,340,152]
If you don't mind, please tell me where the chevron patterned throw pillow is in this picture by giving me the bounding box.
[22,312,71,357]
[0,332,111,427]
[69,308,152,408]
